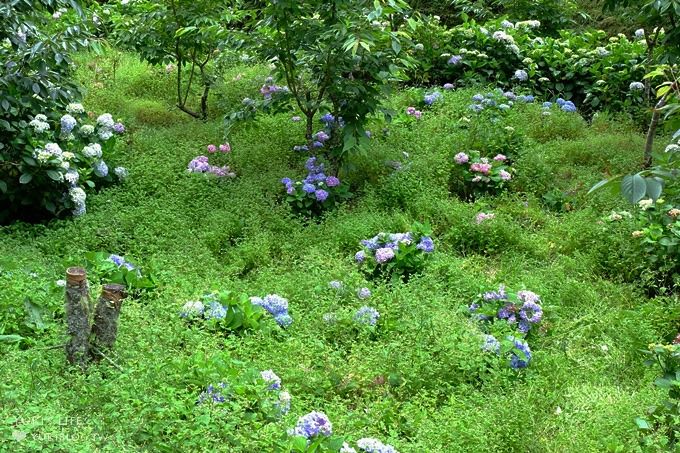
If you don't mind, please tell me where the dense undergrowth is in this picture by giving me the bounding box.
[0,53,677,452]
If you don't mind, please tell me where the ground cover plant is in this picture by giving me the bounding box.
[1,1,680,452]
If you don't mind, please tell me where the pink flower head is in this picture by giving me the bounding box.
[406,107,416,115]
[219,143,231,153]
[207,144,217,153]
[470,163,492,174]
[499,169,512,181]
[454,152,469,164]
[475,212,495,224]
[414,110,423,119]
[493,154,507,162]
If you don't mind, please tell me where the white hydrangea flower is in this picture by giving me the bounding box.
[638,199,654,210]
[114,167,128,180]
[62,152,75,160]
[66,103,85,114]
[64,169,79,185]
[96,113,114,128]
[99,129,113,141]
[82,143,102,158]
[79,124,95,136]
[70,187,86,204]
[665,144,679,153]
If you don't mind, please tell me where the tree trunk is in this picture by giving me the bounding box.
[90,284,127,359]
[64,267,91,369]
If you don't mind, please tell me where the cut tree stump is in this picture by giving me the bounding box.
[64,267,91,368]
[91,283,127,359]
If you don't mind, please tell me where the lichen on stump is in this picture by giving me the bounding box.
[91,284,127,359]
[64,267,91,368]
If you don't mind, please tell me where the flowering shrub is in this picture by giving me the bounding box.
[180,291,273,333]
[405,17,649,113]
[355,223,434,282]
[467,89,535,115]
[480,334,533,369]
[2,105,127,221]
[281,157,352,217]
[195,367,291,421]
[469,285,545,336]
[249,294,293,328]
[451,150,514,200]
[631,198,680,290]
[83,251,155,292]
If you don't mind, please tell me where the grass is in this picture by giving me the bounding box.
[0,51,675,452]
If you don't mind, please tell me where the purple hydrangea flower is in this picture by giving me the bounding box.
[281,177,292,185]
[519,300,543,324]
[454,152,469,164]
[443,83,454,90]
[197,382,228,404]
[113,122,125,134]
[448,55,463,65]
[289,411,333,439]
[315,189,329,202]
[375,247,395,264]
[313,141,324,148]
[325,176,340,187]
[320,113,335,124]
[355,250,366,263]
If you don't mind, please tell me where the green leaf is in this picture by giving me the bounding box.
[635,417,651,430]
[46,170,62,181]
[19,173,32,184]
[621,173,647,203]
[32,83,41,94]
[645,177,663,201]
[0,335,23,343]
[0,180,6,193]
[24,298,46,330]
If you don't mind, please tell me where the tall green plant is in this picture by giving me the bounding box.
[255,0,414,171]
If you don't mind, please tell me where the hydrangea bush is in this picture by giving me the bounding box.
[180,291,273,333]
[281,157,352,217]
[355,223,435,282]
[451,150,514,200]
[480,334,533,369]
[83,251,155,293]
[469,285,545,336]
[2,105,127,221]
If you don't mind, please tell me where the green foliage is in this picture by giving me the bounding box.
[636,343,680,450]
[181,291,272,334]
[0,0,99,223]
[255,0,414,170]
[83,252,156,293]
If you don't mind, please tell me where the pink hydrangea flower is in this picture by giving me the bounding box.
[493,154,507,162]
[219,143,231,153]
[414,110,423,119]
[406,107,416,115]
[475,212,495,224]
[499,170,512,181]
[207,144,217,153]
[470,163,492,174]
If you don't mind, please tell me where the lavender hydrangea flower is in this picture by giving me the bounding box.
[375,247,395,264]
[454,152,469,164]
[289,411,333,439]
[113,122,125,134]
[354,306,380,326]
[94,160,109,177]
[329,280,343,290]
[519,299,543,324]
[315,189,329,202]
[355,251,366,263]
[260,369,282,390]
[483,285,507,301]
[325,176,340,187]
[357,287,371,299]
[443,83,454,90]
[512,70,528,81]
[447,55,463,65]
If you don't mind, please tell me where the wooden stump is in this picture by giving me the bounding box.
[91,284,127,359]
[64,267,91,368]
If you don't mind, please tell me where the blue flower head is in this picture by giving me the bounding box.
[354,306,380,326]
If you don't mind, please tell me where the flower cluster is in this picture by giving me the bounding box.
[468,89,534,113]
[423,91,443,106]
[481,334,532,369]
[250,294,293,328]
[281,157,350,216]
[108,254,136,272]
[197,382,229,404]
[475,212,495,224]
[355,224,434,280]
[354,438,400,453]
[542,98,577,114]
[206,143,231,154]
[452,150,513,199]
[25,106,127,217]
[405,106,423,120]
[469,285,544,335]
[187,155,236,178]
[354,306,380,326]
[288,411,333,439]
[260,77,288,100]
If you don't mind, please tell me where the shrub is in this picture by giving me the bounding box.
[180,291,272,334]
[281,156,352,217]
[1,104,127,222]
[451,150,514,200]
[0,0,99,223]
[468,285,545,336]
[83,252,156,293]
[354,223,435,282]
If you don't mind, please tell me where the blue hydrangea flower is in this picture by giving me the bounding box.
[556,98,566,106]
[60,114,77,134]
[289,411,333,439]
[329,280,343,290]
[276,391,291,415]
[483,285,507,301]
[416,236,434,253]
[448,55,463,65]
[94,159,109,177]
[481,334,501,354]
[509,336,532,369]
[262,294,289,316]
[260,369,282,390]
[180,300,204,318]
[205,301,227,320]
[356,438,399,453]
[303,183,316,193]
[513,70,528,81]
[312,141,324,148]
[469,104,484,113]
[108,254,125,267]
[560,101,577,112]
[197,382,229,404]
[355,250,366,263]
[320,113,335,124]
[275,313,293,328]
[315,189,329,202]
[629,81,644,91]
[542,102,552,109]
[281,177,292,185]
[354,306,380,326]
[357,287,371,299]
[472,94,484,102]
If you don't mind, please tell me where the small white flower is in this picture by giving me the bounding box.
[638,199,654,210]
[665,144,679,153]
[66,103,85,114]
[56,279,67,287]
[555,406,562,415]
